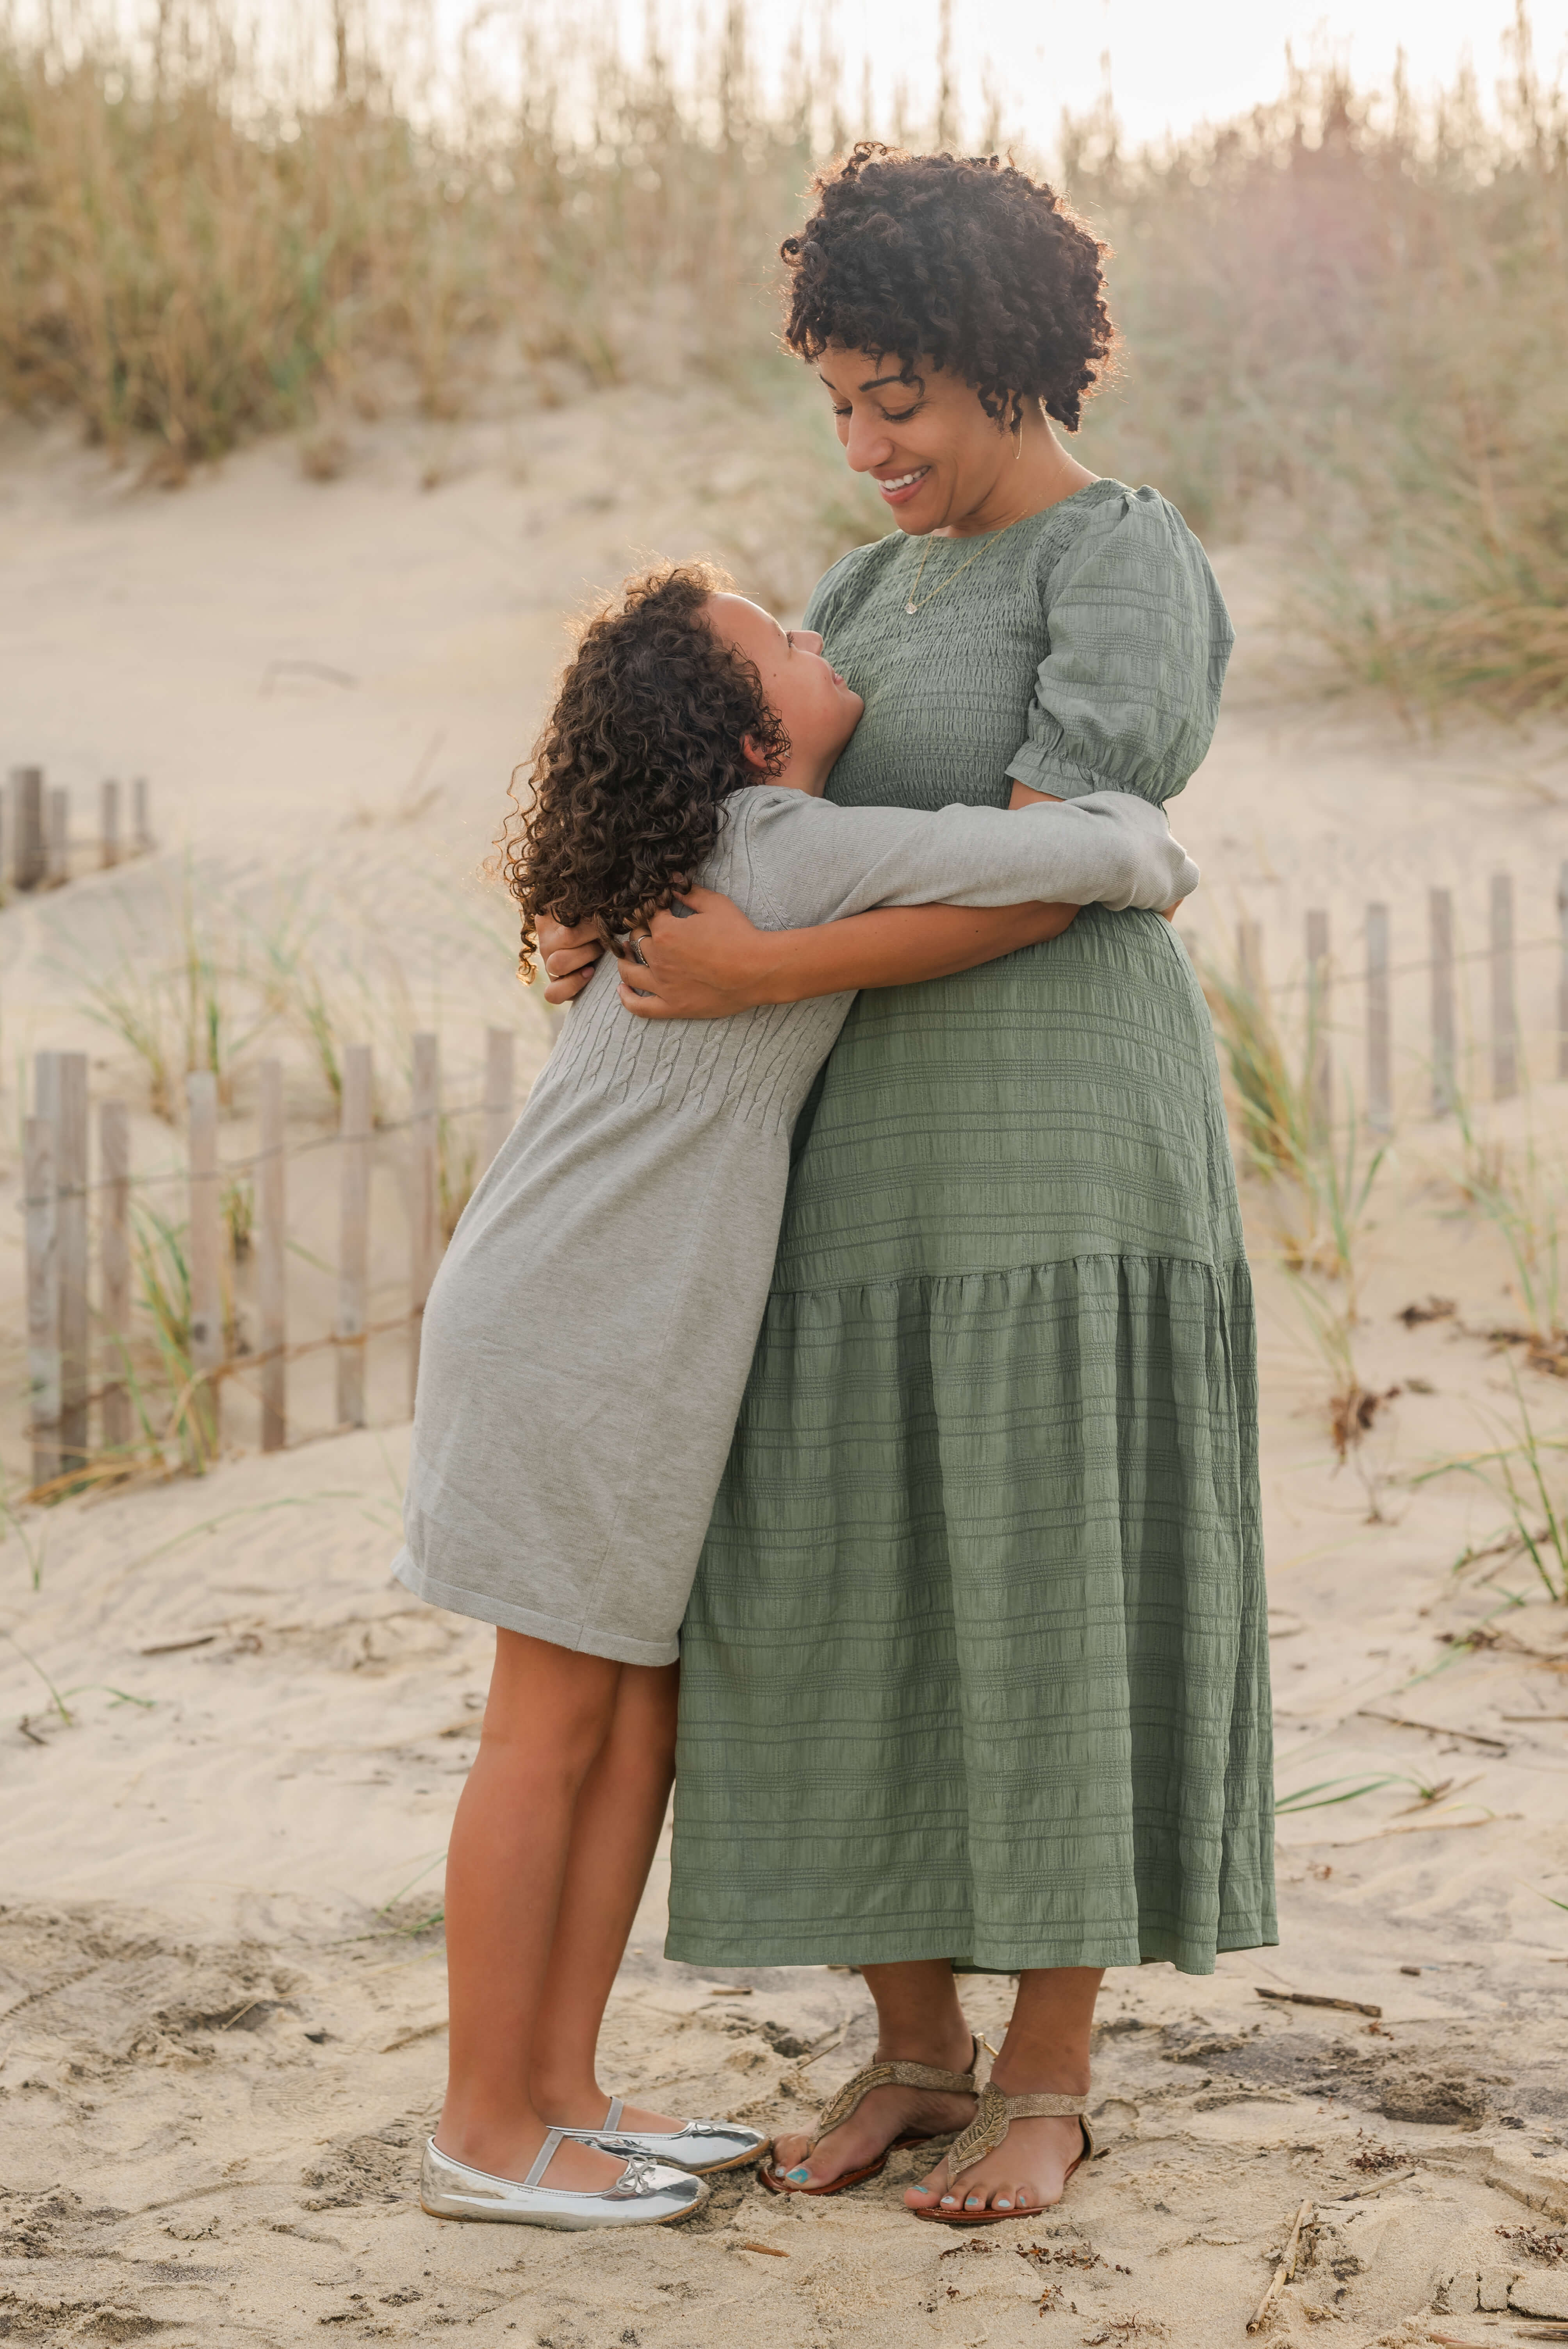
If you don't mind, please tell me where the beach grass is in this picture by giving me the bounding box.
[2,9,1564,706]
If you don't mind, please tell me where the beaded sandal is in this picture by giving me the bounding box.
[907,2083,1096,2226]
[760,2037,982,2198]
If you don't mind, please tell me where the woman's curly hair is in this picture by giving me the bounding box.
[499,561,788,981]
[781,145,1114,432]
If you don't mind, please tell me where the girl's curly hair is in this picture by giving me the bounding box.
[781,144,1114,432]
[499,561,788,981]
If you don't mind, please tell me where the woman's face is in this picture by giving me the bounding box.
[816,344,1014,535]
[705,594,863,795]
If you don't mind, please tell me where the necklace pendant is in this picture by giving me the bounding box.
[904,600,917,615]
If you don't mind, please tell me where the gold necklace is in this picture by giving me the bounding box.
[902,514,1023,615]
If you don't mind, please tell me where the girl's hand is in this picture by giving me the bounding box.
[1009,776,1176,920]
[536,913,604,1003]
[618,888,775,1021]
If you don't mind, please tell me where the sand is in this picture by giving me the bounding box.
[2,395,1568,2347]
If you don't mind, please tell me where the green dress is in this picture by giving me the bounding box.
[665,479,1276,1977]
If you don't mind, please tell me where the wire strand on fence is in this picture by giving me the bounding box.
[5,1087,515,1212]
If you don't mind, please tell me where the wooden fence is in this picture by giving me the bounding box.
[21,1029,518,1492]
[2,766,154,894]
[1229,861,1568,1130]
[19,855,1568,1494]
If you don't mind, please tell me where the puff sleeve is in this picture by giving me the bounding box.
[1004,485,1234,809]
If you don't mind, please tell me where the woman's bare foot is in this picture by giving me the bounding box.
[768,2024,977,2194]
[904,2112,1087,2216]
[768,2080,977,2191]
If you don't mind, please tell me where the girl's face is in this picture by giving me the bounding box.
[705,594,863,797]
[816,344,1014,535]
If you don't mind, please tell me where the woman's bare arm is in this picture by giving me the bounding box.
[615,891,1082,1019]
[611,780,1163,1020]
[538,781,1171,1019]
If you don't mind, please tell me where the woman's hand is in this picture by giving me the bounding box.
[535,913,605,1004]
[618,889,777,1020]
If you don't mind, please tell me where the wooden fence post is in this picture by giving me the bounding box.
[1366,902,1391,1132]
[99,1100,132,1455]
[1490,871,1518,1101]
[36,1052,89,1472]
[1557,861,1568,1083]
[132,775,152,854]
[12,766,45,891]
[100,779,120,870]
[1305,909,1331,1131]
[409,1032,439,1412]
[24,1113,59,1492]
[258,1059,287,1453]
[336,1044,373,1429]
[483,1027,515,1173]
[1429,887,1456,1117]
[187,1071,223,1456]
[46,786,69,887]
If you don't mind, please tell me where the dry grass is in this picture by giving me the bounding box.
[3,9,1565,704]
[1203,936,1395,1462]
[1066,16,1568,714]
[0,2,818,464]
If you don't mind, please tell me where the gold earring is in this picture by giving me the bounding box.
[1012,399,1024,461]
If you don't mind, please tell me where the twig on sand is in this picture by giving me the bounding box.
[1256,1988,1383,2019]
[218,1997,267,2030]
[1355,1709,1509,1751]
[139,1634,217,1656]
[1247,2198,1313,2333]
[380,2018,447,2054]
[735,2240,789,2257]
[795,2023,849,2068]
[1289,1811,1522,1850]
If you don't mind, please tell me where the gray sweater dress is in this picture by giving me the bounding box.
[391,783,1198,1665]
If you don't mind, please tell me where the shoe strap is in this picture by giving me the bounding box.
[603,2097,624,2132]
[523,2126,566,2190]
[812,2035,980,2146]
[946,2082,1090,2182]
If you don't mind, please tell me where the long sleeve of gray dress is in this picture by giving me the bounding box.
[737,784,1197,930]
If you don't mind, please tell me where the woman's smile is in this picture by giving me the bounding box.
[873,465,932,508]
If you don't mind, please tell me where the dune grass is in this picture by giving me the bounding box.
[1203,935,1394,1461]
[4,9,1566,704]
[1065,19,1568,714]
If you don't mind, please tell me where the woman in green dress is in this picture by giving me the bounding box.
[538,146,1274,2224]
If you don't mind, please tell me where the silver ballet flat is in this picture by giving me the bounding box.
[561,2095,770,2175]
[420,2130,708,2230]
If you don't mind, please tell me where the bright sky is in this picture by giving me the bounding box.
[434,0,1568,151]
[837,0,1568,149]
[47,1,1568,150]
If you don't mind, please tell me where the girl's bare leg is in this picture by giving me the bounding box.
[529,1657,684,2132]
[904,1966,1103,2215]
[434,1630,671,2190]
[768,1959,978,2188]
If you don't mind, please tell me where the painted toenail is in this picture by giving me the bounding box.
[940,2194,959,2206]
[995,2196,1012,2209]
[785,2167,809,2182]
[964,2194,982,2207]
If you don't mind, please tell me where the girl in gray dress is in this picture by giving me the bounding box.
[398,560,1198,2233]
